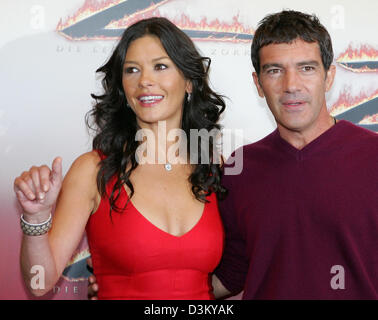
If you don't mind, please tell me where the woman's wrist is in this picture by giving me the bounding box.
[22,209,52,224]
[20,211,52,236]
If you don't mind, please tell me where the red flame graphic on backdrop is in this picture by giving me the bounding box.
[330,87,378,120]
[57,0,125,31]
[62,248,91,282]
[359,113,378,125]
[337,44,378,62]
[337,44,378,73]
[106,11,254,40]
[56,0,253,42]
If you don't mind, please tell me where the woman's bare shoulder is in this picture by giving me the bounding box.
[70,150,101,173]
[62,151,102,190]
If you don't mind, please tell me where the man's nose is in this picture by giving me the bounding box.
[283,69,302,93]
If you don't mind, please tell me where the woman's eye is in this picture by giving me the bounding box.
[125,67,138,74]
[155,64,167,71]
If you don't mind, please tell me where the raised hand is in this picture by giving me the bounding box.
[14,157,63,219]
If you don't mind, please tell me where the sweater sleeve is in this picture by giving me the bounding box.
[214,171,249,295]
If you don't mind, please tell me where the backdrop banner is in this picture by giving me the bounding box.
[0,0,377,300]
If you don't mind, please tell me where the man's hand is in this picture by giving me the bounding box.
[212,274,232,299]
[87,257,99,300]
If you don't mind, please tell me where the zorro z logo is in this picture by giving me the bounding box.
[57,0,254,42]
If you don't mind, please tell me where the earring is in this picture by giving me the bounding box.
[186,93,191,103]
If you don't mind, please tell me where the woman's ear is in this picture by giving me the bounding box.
[185,80,193,95]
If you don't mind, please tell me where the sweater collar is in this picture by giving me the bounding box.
[271,120,347,159]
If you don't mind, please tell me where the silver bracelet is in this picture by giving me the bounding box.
[20,214,52,236]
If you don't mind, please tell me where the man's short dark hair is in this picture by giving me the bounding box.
[251,10,334,75]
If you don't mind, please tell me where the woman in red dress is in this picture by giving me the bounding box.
[14,17,227,299]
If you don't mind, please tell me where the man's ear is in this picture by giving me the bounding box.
[325,65,336,92]
[252,72,265,98]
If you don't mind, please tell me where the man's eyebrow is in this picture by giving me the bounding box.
[262,63,283,71]
[296,60,320,66]
[261,60,320,71]
[124,56,169,65]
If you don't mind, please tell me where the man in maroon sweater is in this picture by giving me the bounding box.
[88,10,377,300]
[212,10,378,299]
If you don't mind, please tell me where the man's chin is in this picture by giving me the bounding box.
[277,118,309,133]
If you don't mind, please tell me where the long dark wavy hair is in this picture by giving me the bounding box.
[86,17,227,214]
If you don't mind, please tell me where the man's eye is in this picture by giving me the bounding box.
[302,66,315,72]
[155,64,167,71]
[267,69,281,74]
[125,67,138,74]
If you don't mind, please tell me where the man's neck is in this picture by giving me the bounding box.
[277,116,336,150]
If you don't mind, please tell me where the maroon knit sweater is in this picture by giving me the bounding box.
[215,120,378,299]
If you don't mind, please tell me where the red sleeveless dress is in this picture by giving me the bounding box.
[86,173,224,300]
